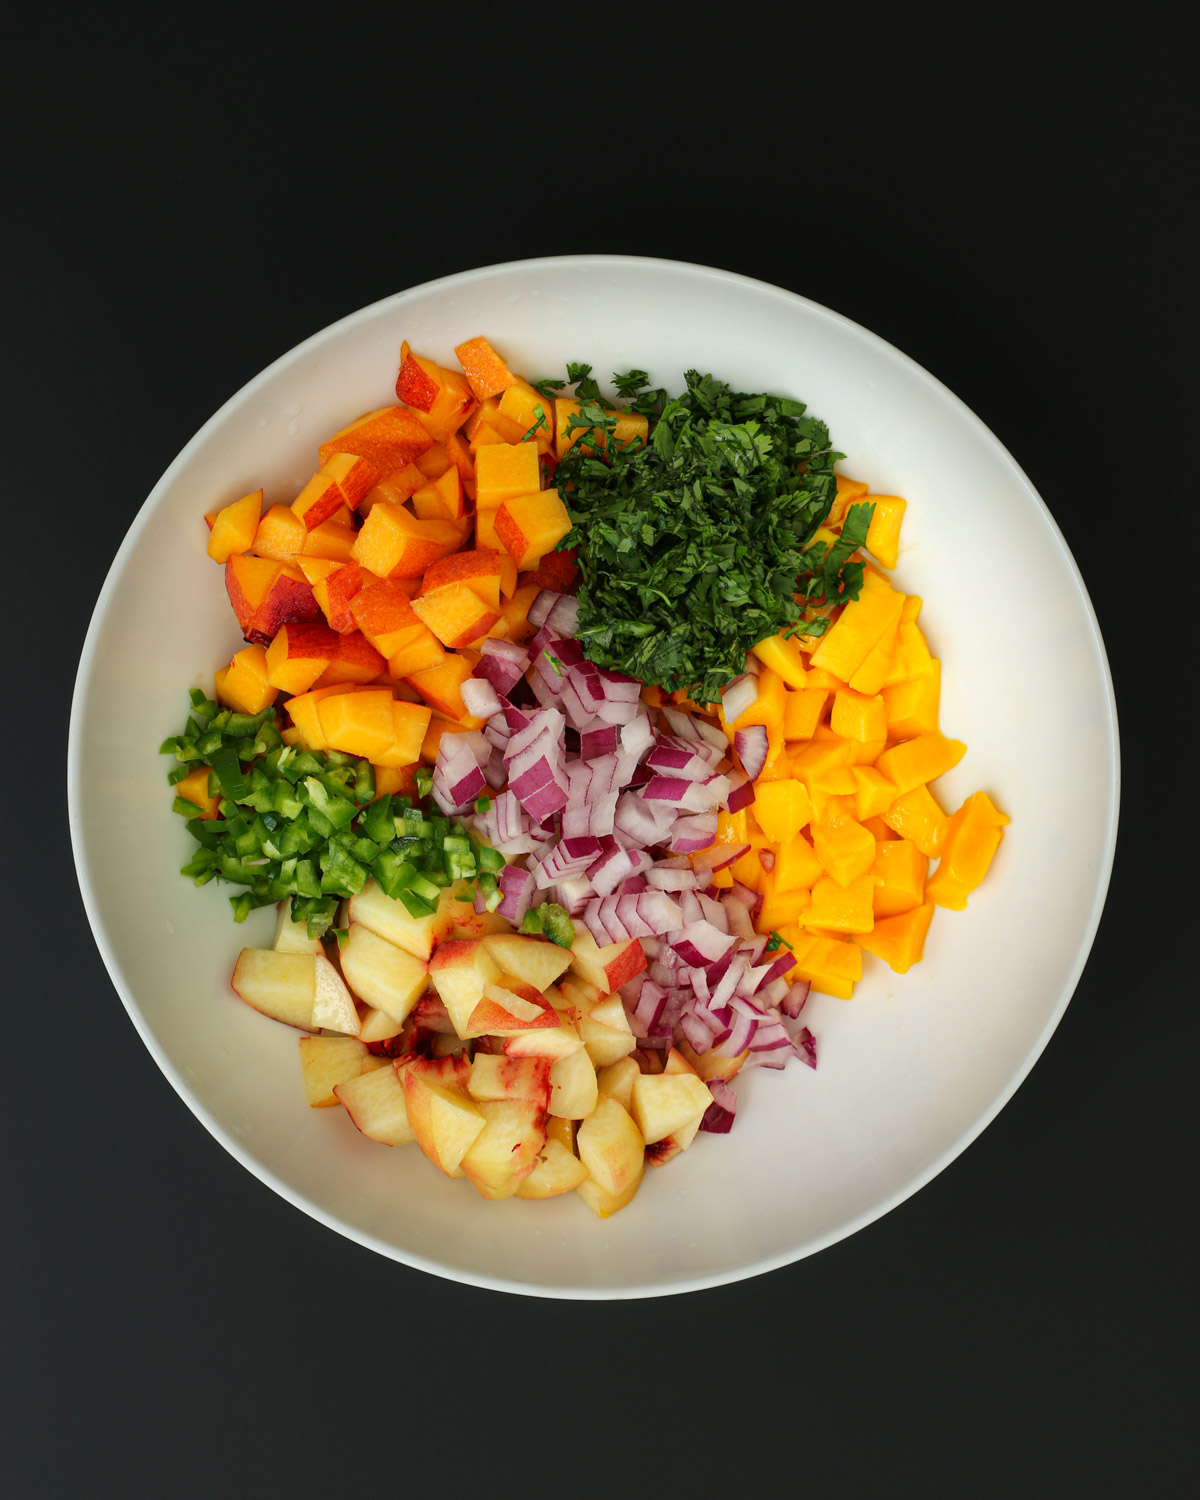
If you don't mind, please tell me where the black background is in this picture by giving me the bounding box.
[6,16,1191,1499]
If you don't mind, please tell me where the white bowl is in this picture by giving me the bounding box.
[68,255,1118,1298]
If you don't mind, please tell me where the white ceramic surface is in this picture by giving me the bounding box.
[68,256,1119,1298]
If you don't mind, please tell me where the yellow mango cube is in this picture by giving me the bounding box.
[783,686,828,741]
[848,621,898,695]
[752,779,812,844]
[809,571,904,681]
[871,838,928,917]
[801,872,876,934]
[926,791,1009,910]
[852,765,898,822]
[811,814,877,888]
[882,660,942,738]
[883,784,949,857]
[756,883,812,931]
[787,933,863,1000]
[857,901,934,973]
[884,621,937,687]
[864,495,906,570]
[751,632,808,689]
[875,731,965,796]
[773,830,824,894]
[831,688,888,742]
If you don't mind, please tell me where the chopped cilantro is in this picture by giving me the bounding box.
[555,367,871,702]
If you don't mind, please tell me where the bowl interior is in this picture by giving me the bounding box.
[70,256,1117,1297]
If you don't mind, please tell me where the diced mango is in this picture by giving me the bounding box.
[786,933,863,1000]
[800,872,876,934]
[857,902,934,973]
[831,688,888,743]
[926,791,1009,910]
[751,632,808,689]
[751,779,812,844]
[851,765,896,821]
[882,659,942,738]
[874,731,965,796]
[864,495,906,570]
[773,830,825,894]
[757,883,811,932]
[871,838,928,917]
[811,815,876,889]
[783,686,828,741]
[883,783,949,857]
[809,571,905,682]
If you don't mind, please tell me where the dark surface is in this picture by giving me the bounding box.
[7,20,1189,1500]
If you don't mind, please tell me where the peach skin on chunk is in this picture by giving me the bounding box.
[265,620,340,695]
[349,578,420,658]
[351,501,460,580]
[291,471,346,533]
[453,336,517,401]
[318,405,434,473]
[421,549,504,611]
[313,561,370,634]
[225,554,320,645]
[396,345,477,441]
[494,489,572,570]
[313,630,386,686]
[412,582,501,650]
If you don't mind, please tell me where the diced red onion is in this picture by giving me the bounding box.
[725,770,756,813]
[633,890,685,934]
[734,724,769,781]
[671,921,735,970]
[780,980,810,1019]
[719,672,759,725]
[668,814,719,853]
[699,1079,737,1133]
[495,865,534,924]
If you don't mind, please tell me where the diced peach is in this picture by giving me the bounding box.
[518,547,578,595]
[290,471,345,533]
[252,503,306,560]
[225,555,319,645]
[215,644,278,715]
[387,624,447,679]
[411,465,465,522]
[474,509,500,551]
[396,346,477,440]
[465,397,527,449]
[405,653,475,720]
[495,488,572,570]
[414,443,453,480]
[295,556,342,590]
[312,630,386,687]
[360,463,425,517]
[444,430,476,502]
[351,501,460,579]
[318,406,434,473]
[349,578,419,658]
[474,442,541,510]
[285,684,359,750]
[317,688,397,761]
[421,549,504,611]
[300,516,357,564]
[497,379,554,453]
[176,764,219,819]
[454,335,517,401]
[207,489,262,564]
[265,621,341,695]
[553,398,649,457]
[313,560,370,634]
[382,700,432,767]
[412,582,501,649]
[318,450,379,511]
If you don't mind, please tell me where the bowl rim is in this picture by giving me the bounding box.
[67,252,1121,1299]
